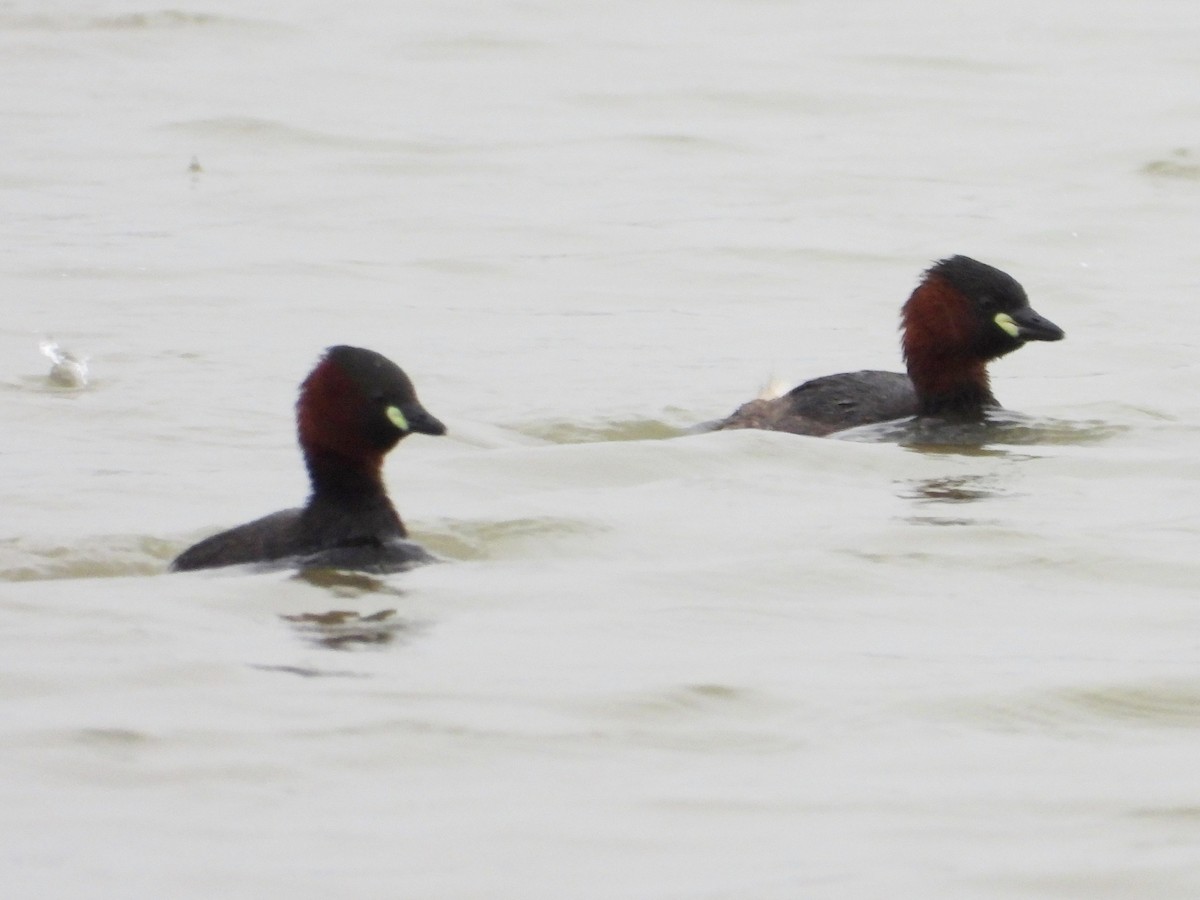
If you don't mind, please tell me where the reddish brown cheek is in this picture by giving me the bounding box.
[902,277,979,360]
[297,361,368,456]
[922,280,968,334]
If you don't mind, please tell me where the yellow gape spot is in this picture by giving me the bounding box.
[386,406,409,431]
[994,312,1020,338]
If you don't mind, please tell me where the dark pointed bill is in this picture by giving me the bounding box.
[391,402,446,436]
[996,306,1065,342]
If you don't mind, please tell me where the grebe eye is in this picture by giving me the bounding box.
[386,406,409,431]
[993,312,1020,338]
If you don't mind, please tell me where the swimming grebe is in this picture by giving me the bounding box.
[715,256,1065,435]
[171,345,446,572]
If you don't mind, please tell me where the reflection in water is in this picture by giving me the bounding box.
[901,474,1006,504]
[291,567,409,597]
[836,410,1122,450]
[286,570,419,649]
[898,473,1008,526]
[281,608,419,650]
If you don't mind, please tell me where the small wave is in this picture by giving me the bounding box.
[575,683,799,753]
[1059,681,1200,729]
[0,10,279,32]
[510,416,688,444]
[417,516,604,560]
[405,35,550,60]
[943,679,1200,736]
[589,683,776,718]
[1142,148,1200,181]
[0,535,174,582]
[164,117,443,154]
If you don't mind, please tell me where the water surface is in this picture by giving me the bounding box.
[4,1,1200,897]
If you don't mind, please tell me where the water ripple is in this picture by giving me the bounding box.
[945,679,1200,735]
[0,10,280,32]
[0,535,173,582]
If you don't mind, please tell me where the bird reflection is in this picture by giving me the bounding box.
[902,474,1004,503]
[284,569,420,649]
[898,473,1007,526]
[281,608,420,650]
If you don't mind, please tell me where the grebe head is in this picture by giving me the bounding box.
[902,255,1064,369]
[297,346,446,469]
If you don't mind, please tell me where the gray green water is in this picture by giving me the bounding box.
[4,1,1200,897]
